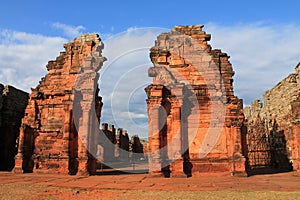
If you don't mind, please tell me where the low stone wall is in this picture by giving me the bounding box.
[244,63,300,173]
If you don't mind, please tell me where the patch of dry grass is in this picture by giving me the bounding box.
[1,184,300,200]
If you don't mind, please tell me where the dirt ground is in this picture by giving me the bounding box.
[0,171,300,199]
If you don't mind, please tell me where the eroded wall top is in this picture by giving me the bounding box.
[16,33,106,175]
[245,62,300,128]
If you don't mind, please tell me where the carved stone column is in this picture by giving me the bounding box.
[168,91,185,177]
[291,97,300,175]
[145,85,164,175]
[292,124,300,174]
[14,126,26,173]
[148,102,162,174]
[76,99,98,175]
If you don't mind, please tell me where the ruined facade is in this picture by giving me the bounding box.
[97,124,145,165]
[244,63,300,173]
[145,25,246,177]
[0,84,28,171]
[116,128,130,161]
[98,123,116,163]
[14,34,106,175]
[131,135,145,161]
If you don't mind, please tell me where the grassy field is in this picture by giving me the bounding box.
[0,184,300,200]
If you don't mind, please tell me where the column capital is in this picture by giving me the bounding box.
[80,101,93,111]
[146,97,163,106]
[169,96,183,107]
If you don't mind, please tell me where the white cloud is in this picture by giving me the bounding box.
[52,22,85,38]
[99,27,168,137]
[2,23,300,139]
[0,68,16,84]
[100,24,300,138]
[205,22,300,104]
[0,29,67,92]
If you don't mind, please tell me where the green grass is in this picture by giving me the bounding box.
[119,190,300,200]
[0,184,300,200]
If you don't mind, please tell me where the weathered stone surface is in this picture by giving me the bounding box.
[116,128,130,161]
[14,34,106,175]
[0,84,28,171]
[244,63,300,173]
[97,125,146,164]
[98,123,116,162]
[131,135,145,161]
[145,25,246,177]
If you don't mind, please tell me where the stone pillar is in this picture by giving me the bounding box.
[169,97,185,176]
[62,98,73,167]
[108,124,116,161]
[77,101,92,175]
[116,128,122,159]
[74,48,104,176]
[14,126,25,173]
[145,84,164,175]
[291,97,300,174]
[14,96,36,173]
[292,124,300,174]
[101,123,116,162]
[89,104,98,175]
[63,102,72,156]
[15,125,35,173]
[76,99,98,175]
[118,130,129,162]
[147,102,162,175]
[232,125,247,176]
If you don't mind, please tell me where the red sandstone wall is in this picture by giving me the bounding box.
[145,25,246,177]
[244,64,300,173]
[14,34,106,175]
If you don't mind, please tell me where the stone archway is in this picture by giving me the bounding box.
[145,25,246,177]
[13,26,248,177]
[14,34,106,175]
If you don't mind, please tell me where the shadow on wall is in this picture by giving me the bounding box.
[244,119,293,176]
[0,85,28,171]
[160,85,195,178]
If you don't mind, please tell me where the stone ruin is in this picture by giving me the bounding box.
[130,135,145,161]
[98,123,116,163]
[14,34,106,175]
[9,29,145,174]
[244,63,300,174]
[145,25,246,177]
[0,25,298,177]
[0,84,28,171]
[98,123,146,164]
[117,128,130,161]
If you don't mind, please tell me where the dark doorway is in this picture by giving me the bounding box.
[246,118,292,176]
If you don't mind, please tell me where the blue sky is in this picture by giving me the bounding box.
[1,1,299,36]
[1,1,300,138]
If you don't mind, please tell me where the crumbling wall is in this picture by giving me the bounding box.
[244,63,300,173]
[116,128,130,161]
[0,84,28,171]
[131,135,145,161]
[14,34,106,175]
[145,25,246,177]
[98,124,146,165]
[99,123,116,162]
